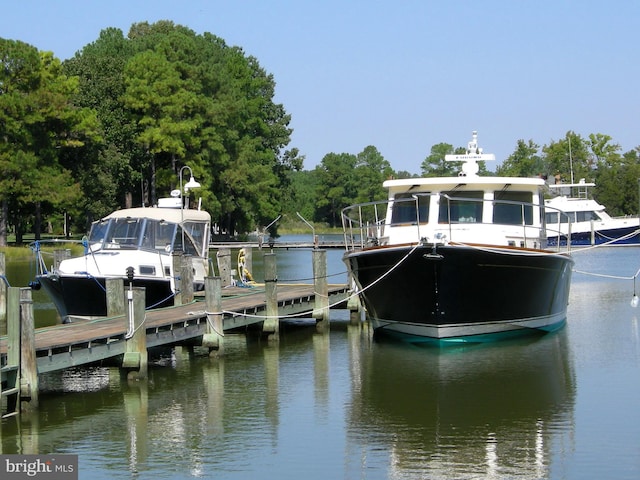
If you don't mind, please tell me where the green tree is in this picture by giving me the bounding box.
[62,27,141,222]
[123,48,199,205]
[587,133,622,169]
[588,137,629,216]
[543,131,592,184]
[0,39,99,244]
[282,167,316,221]
[314,153,358,227]
[63,21,301,235]
[354,146,393,204]
[420,143,458,177]
[496,139,542,177]
[393,170,418,179]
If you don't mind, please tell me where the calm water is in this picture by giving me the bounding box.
[2,237,640,479]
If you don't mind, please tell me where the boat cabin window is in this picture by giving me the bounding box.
[183,221,209,255]
[439,191,483,223]
[108,218,144,248]
[545,210,599,224]
[88,219,109,245]
[140,220,177,252]
[390,193,429,225]
[493,191,534,225]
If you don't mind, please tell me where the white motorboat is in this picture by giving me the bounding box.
[36,189,210,323]
[545,180,640,246]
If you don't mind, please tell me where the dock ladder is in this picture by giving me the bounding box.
[1,363,20,418]
[1,286,21,418]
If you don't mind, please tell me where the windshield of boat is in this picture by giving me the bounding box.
[390,193,430,225]
[173,221,209,256]
[88,217,208,256]
[439,191,484,223]
[493,191,535,225]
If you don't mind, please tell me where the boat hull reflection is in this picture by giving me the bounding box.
[348,332,576,478]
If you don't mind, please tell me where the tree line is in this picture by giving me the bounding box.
[1,21,300,245]
[2,21,639,244]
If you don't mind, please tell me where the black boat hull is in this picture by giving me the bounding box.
[38,274,175,322]
[344,244,573,342]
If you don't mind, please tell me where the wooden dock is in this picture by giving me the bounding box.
[0,250,359,417]
[1,283,350,373]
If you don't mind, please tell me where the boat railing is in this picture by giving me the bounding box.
[342,194,573,252]
[543,204,575,249]
[341,199,389,250]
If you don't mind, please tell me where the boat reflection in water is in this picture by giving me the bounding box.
[347,330,576,479]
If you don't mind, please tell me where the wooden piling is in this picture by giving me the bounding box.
[348,294,363,324]
[312,249,330,329]
[202,276,224,356]
[217,248,232,287]
[106,277,126,317]
[346,269,363,325]
[122,286,148,380]
[181,254,194,304]
[19,288,38,410]
[263,253,279,340]
[172,251,184,306]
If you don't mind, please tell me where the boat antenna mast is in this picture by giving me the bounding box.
[445,131,495,177]
[568,133,575,184]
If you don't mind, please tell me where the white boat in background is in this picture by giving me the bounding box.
[35,172,211,323]
[545,180,640,246]
[342,131,574,343]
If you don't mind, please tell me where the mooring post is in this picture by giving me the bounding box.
[122,286,148,380]
[346,269,363,325]
[312,249,330,329]
[217,248,232,287]
[347,294,363,324]
[181,254,194,304]
[203,276,224,356]
[172,251,184,306]
[263,253,279,341]
[106,277,126,317]
[19,288,38,410]
[0,252,6,335]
